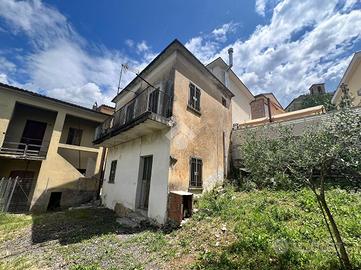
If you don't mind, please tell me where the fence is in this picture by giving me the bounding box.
[0,177,35,212]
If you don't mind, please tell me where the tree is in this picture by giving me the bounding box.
[240,108,361,269]
[301,92,336,111]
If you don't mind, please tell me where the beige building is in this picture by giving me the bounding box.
[332,51,361,107]
[0,83,109,212]
[94,40,253,224]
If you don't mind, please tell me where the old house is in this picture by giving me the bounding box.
[0,83,109,212]
[332,51,361,107]
[94,39,254,224]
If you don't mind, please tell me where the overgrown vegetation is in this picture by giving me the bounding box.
[239,108,361,269]
[301,92,335,111]
[1,188,361,269]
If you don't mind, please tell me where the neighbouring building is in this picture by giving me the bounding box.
[286,83,329,112]
[0,83,109,212]
[250,93,284,120]
[94,39,254,224]
[332,51,361,107]
[206,51,254,124]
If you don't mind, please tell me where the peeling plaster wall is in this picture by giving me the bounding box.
[168,54,233,192]
[101,130,170,224]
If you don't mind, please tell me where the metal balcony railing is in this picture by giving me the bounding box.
[95,87,172,141]
[0,137,49,159]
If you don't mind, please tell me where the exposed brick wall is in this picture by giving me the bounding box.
[250,98,266,119]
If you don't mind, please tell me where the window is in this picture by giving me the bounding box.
[222,97,227,107]
[109,160,117,184]
[125,101,135,123]
[189,158,202,188]
[188,83,201,112]
[66,127,83,146]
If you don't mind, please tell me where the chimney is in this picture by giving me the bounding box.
[228,47,233,69]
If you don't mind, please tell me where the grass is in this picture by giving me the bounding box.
[0,187,360,269]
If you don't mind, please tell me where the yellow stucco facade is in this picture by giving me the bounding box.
[0,84,108,211]
[332,52,361,107]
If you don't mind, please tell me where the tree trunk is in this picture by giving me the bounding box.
[319,194,352,269]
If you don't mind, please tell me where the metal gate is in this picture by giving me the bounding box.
[0,177,35,212]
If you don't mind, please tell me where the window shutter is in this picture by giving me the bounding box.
[189,83,195,108]
[195,87,201,111]
[197,159,203,187]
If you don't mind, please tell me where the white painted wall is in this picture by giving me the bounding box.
[228,77,252,123]
[101,129,170,224]
[209,63,252,124]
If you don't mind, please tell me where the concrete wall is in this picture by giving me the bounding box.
[60,115,99,148]
[168,55,233,192]
[101,130,170,224]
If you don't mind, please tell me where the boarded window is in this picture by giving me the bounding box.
[109,160,117,183]
[66,127,83,146]
[188,83,201,111]
[190,158,202,188]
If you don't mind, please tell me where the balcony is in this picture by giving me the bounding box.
[94,88,173,146]
[0,137,49,160]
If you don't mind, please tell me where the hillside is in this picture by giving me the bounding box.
[0,187,360,269]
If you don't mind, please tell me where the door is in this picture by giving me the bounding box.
[138,156,153,209]
[20,120,47,150]
[148,90,159,114]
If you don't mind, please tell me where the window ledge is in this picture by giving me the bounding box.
[188,186,203,194]
[187,105,201,117]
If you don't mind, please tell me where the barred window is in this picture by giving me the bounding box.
[190,158,202,188]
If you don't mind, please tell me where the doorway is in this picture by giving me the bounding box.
[47,192,62,211]
[20,120,47,150]
[137,155,153,210]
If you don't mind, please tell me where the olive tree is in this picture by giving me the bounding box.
[240,108,361,269]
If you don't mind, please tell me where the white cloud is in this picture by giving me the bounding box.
[0,0,150,107]
[212,22,238,42]
[204,0,361,106]
[0,73,9,84]
[0,0,360,109]
[136,41,149,53]
[255,0,267,16]
[125,39,134,48]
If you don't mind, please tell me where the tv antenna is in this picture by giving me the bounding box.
[116,63,156,95]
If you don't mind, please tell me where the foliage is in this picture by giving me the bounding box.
[192,188,361,270]
[239,108,361,269]
[300,92,336,111]
[240,109,361,190]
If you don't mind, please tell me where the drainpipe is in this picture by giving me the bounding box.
[267,97,272,122]
[225,48,234,87]
[96,147,107,200]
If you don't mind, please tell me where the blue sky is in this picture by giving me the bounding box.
[0,0,360,107]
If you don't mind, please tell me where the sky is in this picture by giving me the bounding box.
[0,0,360,108]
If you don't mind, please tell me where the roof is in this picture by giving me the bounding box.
[331,51,361,104]
[0,82,109,117]
[236,105,325,127]
[112,39,234,103]
[206,57,254,100]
